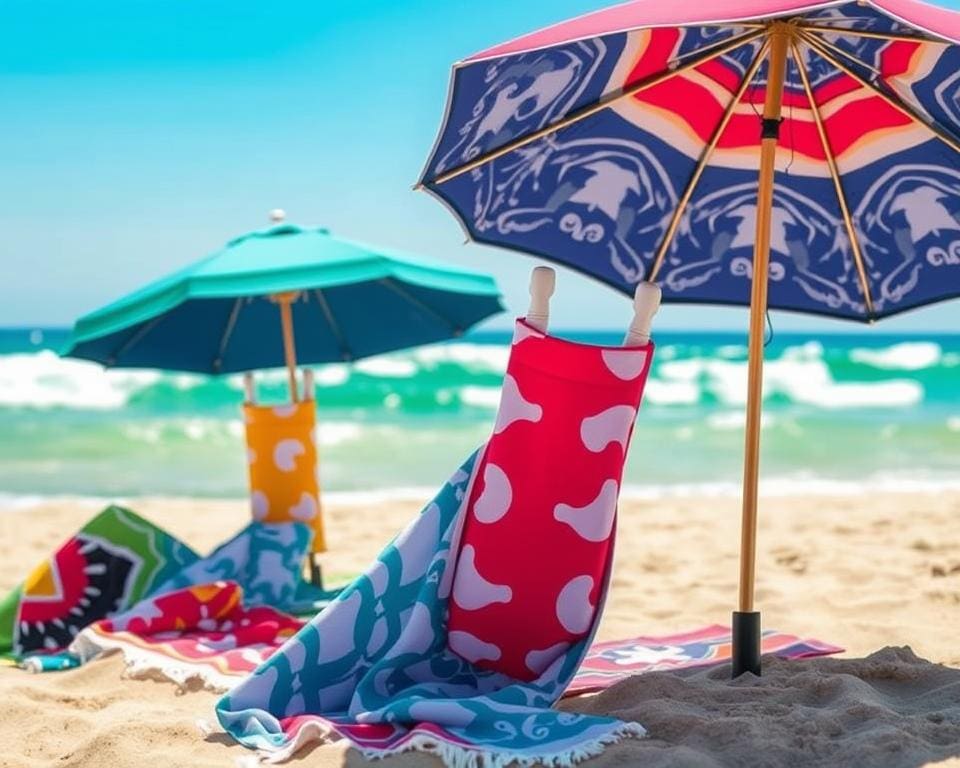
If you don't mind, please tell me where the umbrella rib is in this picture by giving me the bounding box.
[798,28,882,76]
[797,24,946,45]
[313,289,353,361]
[379,278,461,335]
[106,315,164,366]
[427,27,766,187]
[212,297,244,372]
[798,30,960,156]
[647,38,770,283]
[792,39,876,320]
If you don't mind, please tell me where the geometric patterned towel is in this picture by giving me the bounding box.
[565,624,844,696]
[0,505,199,660]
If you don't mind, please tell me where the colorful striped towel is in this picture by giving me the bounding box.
[72,581,303,689]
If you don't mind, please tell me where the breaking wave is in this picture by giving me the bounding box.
[0,337,948,414]
[0,328,956,496]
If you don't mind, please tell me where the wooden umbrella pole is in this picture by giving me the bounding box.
[733,23,791,678]
[272,291,301,403]
[271,289,326,586]
[302,368,325,587]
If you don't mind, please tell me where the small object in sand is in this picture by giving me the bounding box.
[19,652,81,673]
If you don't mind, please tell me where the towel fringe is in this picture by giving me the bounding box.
[71,628,237,693]
[384,724,647,768]
[258,720,646,767]
[123,654,234,692]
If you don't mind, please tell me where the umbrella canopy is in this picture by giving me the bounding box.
[419,0,960,322]
[419,0,960,676]
[63,224,504,374]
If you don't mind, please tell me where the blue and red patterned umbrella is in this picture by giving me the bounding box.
[419,0,960,676]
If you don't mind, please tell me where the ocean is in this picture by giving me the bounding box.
[1,327,958,503]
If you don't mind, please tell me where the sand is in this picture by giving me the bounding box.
[1,491,959,767]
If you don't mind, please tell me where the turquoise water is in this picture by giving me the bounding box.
[0,327,958,500]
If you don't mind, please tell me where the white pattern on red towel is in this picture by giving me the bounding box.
[447,319,653,680]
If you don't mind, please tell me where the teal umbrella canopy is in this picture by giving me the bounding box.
[63,224,504,374]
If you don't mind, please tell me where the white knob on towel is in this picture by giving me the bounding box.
[243,372,257,404]
[623,282,662,346]
[303,369,315,401]
[527,266,556,333]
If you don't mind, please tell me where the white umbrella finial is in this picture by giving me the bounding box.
[269,208,287,223]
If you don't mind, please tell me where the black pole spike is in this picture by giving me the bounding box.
[732,611,762,677]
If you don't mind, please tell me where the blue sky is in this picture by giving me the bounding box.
[1,0,958,332]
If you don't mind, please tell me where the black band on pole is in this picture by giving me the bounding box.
[761,117,783,140]
[732,611,762,677]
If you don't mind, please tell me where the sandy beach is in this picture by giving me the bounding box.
[7,0,960,765]
[2,490,958,767]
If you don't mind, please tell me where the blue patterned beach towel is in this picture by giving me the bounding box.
[217,322,659,766]
[217,453,644,766]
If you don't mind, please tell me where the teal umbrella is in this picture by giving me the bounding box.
[63,212,504,590]
[63,212,504,400]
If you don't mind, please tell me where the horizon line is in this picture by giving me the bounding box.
[2,325,959,337]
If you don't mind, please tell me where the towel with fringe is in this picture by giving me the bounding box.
[216,322,655,767]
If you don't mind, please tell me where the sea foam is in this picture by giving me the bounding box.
[849,342,942,370]
[0,351,159,409]
[655,343,923,409]
[413,343,509,373]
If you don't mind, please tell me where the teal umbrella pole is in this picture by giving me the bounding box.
[270,289,301,403]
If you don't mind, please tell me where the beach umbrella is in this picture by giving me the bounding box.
[418,0,960,676]
[63,211,504,584]
[64,211,503,383]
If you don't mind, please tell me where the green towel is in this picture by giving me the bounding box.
[0,505,199,660]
